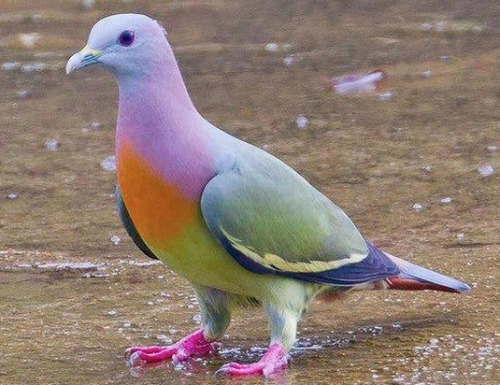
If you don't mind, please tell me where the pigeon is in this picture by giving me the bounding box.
[66,14,470,376]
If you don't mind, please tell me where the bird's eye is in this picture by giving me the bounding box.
[118,30,135,46]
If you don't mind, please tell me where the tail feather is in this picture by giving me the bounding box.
[385,253,471,293]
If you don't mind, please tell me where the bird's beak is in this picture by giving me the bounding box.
[66,45,102,74]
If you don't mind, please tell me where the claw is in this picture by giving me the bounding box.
[214,343,288,377]
[128,351,145,367]
[126,329,214,367]
[214,365,230,377]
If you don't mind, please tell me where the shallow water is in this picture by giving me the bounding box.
[0,251,498,385]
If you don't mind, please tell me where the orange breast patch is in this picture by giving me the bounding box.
[117,142,198,247]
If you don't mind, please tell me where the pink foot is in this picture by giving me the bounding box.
[127,329,214,366]
[215,343,289,377]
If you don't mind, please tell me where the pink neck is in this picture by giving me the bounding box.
[115,57,213,198]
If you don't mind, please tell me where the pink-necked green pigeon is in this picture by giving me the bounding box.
[66,14,470,377]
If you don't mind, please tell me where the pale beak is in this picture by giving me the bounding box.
[66,45,102,74]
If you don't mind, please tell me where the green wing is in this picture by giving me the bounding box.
[200,147,369,277]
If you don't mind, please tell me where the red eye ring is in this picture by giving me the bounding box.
[118,30,135,46]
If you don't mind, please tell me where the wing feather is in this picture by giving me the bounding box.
[200,146,399,286]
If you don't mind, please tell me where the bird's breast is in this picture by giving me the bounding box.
[116,140,199,249]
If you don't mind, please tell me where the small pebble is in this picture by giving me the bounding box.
[100,155,116,172]
[412,203,424,212]
[107,310,117,316]
[379,91,393,101]
[328,70,385,94]
[91,121,103,129]
[295,115,309,129]
[420,23,433,32]
[16,90,31,99]
[265,43,279,52]
[283,56,295,68]
[44,139,59,151]
[110,235,121,245]
[18,33,41,48]
[440,197,452,204]
[477,164,494,177]
[157,334,172,344]
[421,70,432,78]
[486,145,497,153]
[7,193,18,200]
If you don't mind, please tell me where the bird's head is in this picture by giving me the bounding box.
[66,13,169,78]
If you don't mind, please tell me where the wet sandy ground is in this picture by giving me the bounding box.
[0,1,499,384]
[0,247,498,384]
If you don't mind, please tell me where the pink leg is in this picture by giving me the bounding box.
[127,329,214,366]
[215,343,289,377]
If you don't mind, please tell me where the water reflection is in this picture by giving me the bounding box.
[124,339,347,385]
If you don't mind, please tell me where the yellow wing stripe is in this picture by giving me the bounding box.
[221,227,367,273]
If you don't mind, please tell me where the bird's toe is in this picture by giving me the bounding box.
[128,351,146,367]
